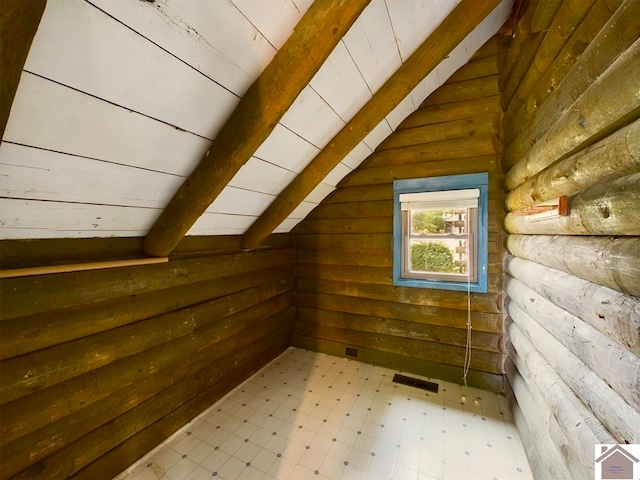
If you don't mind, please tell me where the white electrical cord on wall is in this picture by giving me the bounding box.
[461,207,475,405]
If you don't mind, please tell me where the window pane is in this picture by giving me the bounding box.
[408,208,473,276]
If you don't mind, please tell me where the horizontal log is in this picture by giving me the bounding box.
[294,325,504,373]
[292,233,392,252]
[292,335,503,392]
[0,266,291,360]
[296,307,503,352]
[0,279,293,404]
[340,155,500,188]
[296,291,502,333]
[422,75,501,106]
[504,0,640,164]
[504,255,640,355]
[63,332,289,480]
[306,197,504,221]
[470,32,511,60]
[506,119,640,211]
[297,249,392,268]
[505,234,640,296]
[529,0,563,33]
[0,237,145,270]
[504,0,626,145]
[508,274,640,408]
[361,136,500,168]
[500,26,546,110]
[499,0,539,91]
[298,241,502,270]
[503,360,575,479]
[296,277,501,313]
[296,263,390,284]
[505,342,593,480]
[292,217,391,234]
[173,233,290,257]
[0,295,293,449]
[398,96,502,130]
[1,307,293,478]
[376,115,500,152]
[297,217,510,236]
[505,172,640,235]
[508,322,615,446]
[322,185,392,203]
[506,0,599,120]
[294,263,503,293]
[305,200,393,220]
[502,379,547,480]
[0,248,295,320]
[506,300,640,443]
[505,38,640,189]
[446,53,505,83]
[0,235,291,270]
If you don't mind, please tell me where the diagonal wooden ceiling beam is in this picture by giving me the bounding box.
[241,0,503,250]
[142,0,372,257]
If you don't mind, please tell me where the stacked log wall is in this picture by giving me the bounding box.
[291,35,510,392]
[501,0,640,478]
[0,238,295,479]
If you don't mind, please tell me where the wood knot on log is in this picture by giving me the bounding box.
[578,116,587,129]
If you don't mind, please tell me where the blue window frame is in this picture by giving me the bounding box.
[393,173,489,293]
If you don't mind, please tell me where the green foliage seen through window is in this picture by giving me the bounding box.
[410,210,448,234]
[410,242,456,273]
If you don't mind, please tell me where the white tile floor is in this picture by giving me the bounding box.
[115,348,533,480]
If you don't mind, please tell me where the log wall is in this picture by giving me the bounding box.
[501,0,640,478]
[0,239,296,479]
[291,35,510,393]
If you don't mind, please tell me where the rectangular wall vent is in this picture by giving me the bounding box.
[392,373,439,393]
[345,347,358,357]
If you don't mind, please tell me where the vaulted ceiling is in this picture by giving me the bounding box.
[1,0,513,252]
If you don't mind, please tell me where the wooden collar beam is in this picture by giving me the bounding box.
[142,0,372,257]
[241,0,503,250]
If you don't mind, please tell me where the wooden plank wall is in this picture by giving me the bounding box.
[291,34,510,393]
[0,241,296,479]
[500,0,640,478]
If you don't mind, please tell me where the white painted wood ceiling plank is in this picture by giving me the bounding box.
[253,124,320,174]
[279,86,346,149]
[341,0,402,94]
[230,0,310,49]
[288,201,318,220]
[0,199,156,238]
[228,158,297,196]
[3,74,211,177]
[323,163,354,188]
[25,0,239,140]
[309,41,373,122]
[206,187,274,217]
[89,0,275,96]
[0,143,182,209]
[188,211,255,235]
[386,0,438,62]
[304,183,336,204]
[363,120,394,151]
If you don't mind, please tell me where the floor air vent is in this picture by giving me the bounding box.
[392,374,439,393]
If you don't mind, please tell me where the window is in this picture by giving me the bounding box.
[393,173,488,293]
